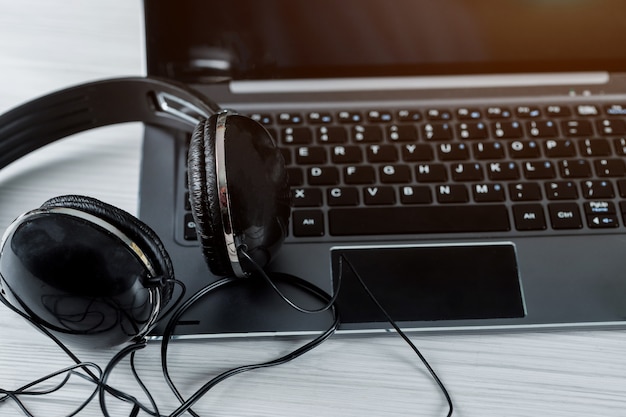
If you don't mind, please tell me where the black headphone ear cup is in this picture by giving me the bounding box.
[40,195,174,304]
[187,113,290,278]
[187,117,234,276]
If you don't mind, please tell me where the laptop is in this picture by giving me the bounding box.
[140,0,626,338]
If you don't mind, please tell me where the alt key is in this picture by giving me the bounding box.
[292,210,325,237]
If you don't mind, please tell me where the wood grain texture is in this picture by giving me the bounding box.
[0,1,625,416]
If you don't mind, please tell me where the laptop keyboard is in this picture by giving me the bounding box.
[181,102,626,242]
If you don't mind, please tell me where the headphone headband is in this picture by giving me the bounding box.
[0,77,221,170]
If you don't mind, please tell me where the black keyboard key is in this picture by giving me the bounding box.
[587,213,619,228]
[508,140,541,158]
[595,158,626,177]
[352,125,383,143]
[548,203,582,229]
[423,122,453,141]
[388,124,418,142]
[457,122,488,139]
[436,184,469,203]
[331,145,363,164]
[278,112,304,124]
[282,127,312,145]
[579,138,611,156]
[307,166,339,185]
[344,165,376,184]
[379,164,411,183]
[527,120,558,138]
[544,139,576,157]
[415,163,447,182]
[509,182,542,201]
[562,120,594,136]
[317,126,348,144]
[605,104,626,115]
[367,110,393,122]
[487,161,520,180]
[515,106,542,118]
[597,119,626,136]
[474,142,505,160]
[308,111,333,124]
[367,144,398,162]
[397,109,422,122]
[472,183,505,202]
[512,204,546,231]
[451,163,483,181]
[399,185,432,204]
[338,111,363,123]
[292,210,325,237]
[184,192,191,211]
[402,144,434,162]
[327,187,360,206]
[523,160,556,179]
[492,121,523,139]
[545,105,571,117]
[559,159,592,178]
[457,107,482,119]
[486,106,512,119]
[426,108,453,120]
[296,146,326,164]
[584,200,616,215]
[437,143,470,161]
[581,180,614,199]
[184,213,198,240]
[545,181,578,200]
[328,205,510,235]
[363,186,396,205]
[292,187,323,207]
[576,104,599,116]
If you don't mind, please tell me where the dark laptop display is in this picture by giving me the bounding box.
[141,0,626,337]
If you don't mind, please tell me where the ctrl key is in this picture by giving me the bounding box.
[292,210,325,237]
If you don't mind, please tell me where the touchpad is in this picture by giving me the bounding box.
[331,243,525,323]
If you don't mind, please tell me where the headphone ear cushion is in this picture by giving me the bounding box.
[39,195,174,304]
[187,116,233,276]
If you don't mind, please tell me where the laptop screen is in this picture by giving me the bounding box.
[145,0,626,82]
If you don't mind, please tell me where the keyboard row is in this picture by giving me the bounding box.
[282,138,626,167]
[271,118,626,145]
[287,159,626,188]
[291,179,625,207]
[290,200,625,238]
[182,199,625,240]
[250,103,626,126]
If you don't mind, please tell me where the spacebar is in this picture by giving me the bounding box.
[329,205,510,236]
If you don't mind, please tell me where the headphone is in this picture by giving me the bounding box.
[0,78,455,417]
[0,77,291,348]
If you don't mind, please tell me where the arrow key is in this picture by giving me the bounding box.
[587,214,619,228]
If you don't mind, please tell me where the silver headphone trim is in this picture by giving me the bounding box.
[154,90,212,126]
[47,207,158,277]
[214,111,246,278]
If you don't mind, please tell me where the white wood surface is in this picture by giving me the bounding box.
[1,1,625,416]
